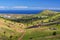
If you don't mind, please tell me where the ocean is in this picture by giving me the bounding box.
[0,10,60,14]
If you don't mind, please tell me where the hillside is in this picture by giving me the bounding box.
[0,10,60,40]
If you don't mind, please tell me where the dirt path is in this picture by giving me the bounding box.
[18,30,26,40]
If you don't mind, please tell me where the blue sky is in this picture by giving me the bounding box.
[0,0,60,10]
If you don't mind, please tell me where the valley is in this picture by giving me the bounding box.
[0,10,60,40]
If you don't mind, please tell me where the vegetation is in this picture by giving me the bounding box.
[0,10,60,40]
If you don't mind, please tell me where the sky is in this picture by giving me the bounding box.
[0,0,60,10]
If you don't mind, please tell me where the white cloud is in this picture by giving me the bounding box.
[0,6,60,10]
[29,7,60,10]
[0,6,6,9]
[0,6,28,10]
[0,6,9,10]
[12,6,28,9]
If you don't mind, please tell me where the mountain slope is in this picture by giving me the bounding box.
[0,10,60,40]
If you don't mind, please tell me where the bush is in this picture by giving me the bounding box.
[53,31,56,35]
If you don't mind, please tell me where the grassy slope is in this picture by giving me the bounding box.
[22,10,60,40]
[0,17,25,40]
[0,10,60,40]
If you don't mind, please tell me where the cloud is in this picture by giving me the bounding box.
[12,6,28,9]
[29,7,60,10]
[0,6,28,10]
[0,6,6,9]
[0,6,60,10]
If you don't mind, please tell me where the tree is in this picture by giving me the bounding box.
[29,37,33,40]
[3,31,6,35]
[9,35,13,40]
[41,20,43,24]
[53,31,56,35]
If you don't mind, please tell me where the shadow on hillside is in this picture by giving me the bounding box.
[26,21,60,29]
[26,25,40,29]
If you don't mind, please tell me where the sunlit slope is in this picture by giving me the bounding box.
[0,17,25,40]
[0,10,60,40]
[22,10,60,40]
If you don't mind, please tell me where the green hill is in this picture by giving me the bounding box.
[0,10,60,40]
